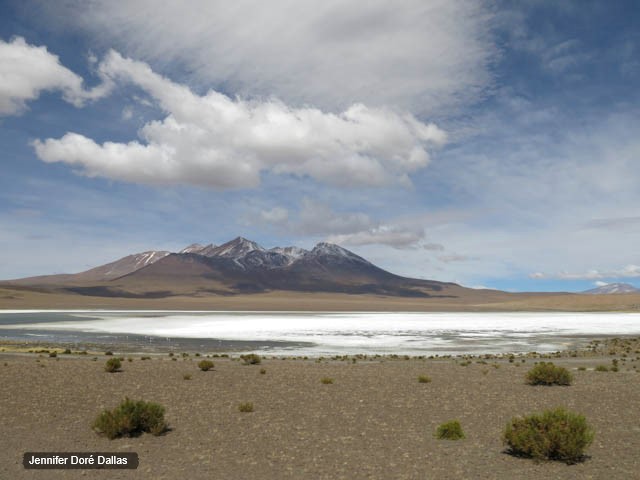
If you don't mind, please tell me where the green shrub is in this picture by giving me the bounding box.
[260,368,266,375]
[503,407,594,463]
[105,351,113,356]
[49,352,57,358]
[105,357,122,373]
[435,420,465,440]
[92,398,167,439]
[183,373,192,380]
[63,348,72,354]
[595,365,609,372]
[240,353,262,365]
[320,377,334,384]
[198,360,214,371]
[238,402,254,412]
[525,362,572,386]
[418,375,432,383]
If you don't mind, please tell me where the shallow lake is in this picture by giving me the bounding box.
[1,310,640,356]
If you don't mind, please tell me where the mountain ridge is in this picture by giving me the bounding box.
[582,283,639,295]
[2,237,461,298]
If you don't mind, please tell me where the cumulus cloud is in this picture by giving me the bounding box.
[0,37,110,115]
[530,265,640,280]
[327,225,426,249]
[33,50,447,189]
[35,0,496,114]
[290,199,430,249]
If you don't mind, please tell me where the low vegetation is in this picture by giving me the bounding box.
[93,398,167,439]
[240,353,262,365]
[418,375,432,383]
[320,377,334,384]
[435,420,465,440]
[183,373,192,380]
[503,407,594,463]
[105,357,122,373]
[238,402,254,412]
[198,360,214,371]
[525,362,572,386]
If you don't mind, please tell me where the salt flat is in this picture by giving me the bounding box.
[2,311,640,356]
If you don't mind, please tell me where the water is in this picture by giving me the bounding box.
[1,310,639,356]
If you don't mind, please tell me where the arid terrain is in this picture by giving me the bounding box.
[2,285,640,312]
[1,338,639,479]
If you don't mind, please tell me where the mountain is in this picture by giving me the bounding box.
[3,237,463,298]
[582,283,640,294]
[7,250,171,285]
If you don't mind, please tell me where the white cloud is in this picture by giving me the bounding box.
[0,37,110,115]
[594,281,608,287]
[530,265,640,280]
[328,225,425,249]
[40,0,497,114]
[33,50,446,189]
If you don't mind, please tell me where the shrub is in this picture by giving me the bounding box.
[105,357,122,373]
[105,351,113,356]
[525,362,572,386]
[63,348,72,354]
[240,353,262,365]
[503,407,594,463]
[595,365,609,372]
[238,402,254,412]
[92,398,167,439]
[183,373,192,380]
[435,420,465,440]
[49,352,57,358]
[418,375,432,383]
[320,377,334,384]
[260,368,266,374]
[198,360,214,371]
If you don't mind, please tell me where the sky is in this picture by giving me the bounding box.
[1,0,639,292]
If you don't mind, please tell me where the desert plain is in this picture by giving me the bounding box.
[1,337,639,480]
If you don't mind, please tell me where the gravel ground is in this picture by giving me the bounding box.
[0,347,639,480]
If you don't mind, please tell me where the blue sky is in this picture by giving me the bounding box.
[1,0,639,292]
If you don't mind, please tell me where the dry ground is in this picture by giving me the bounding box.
[3,286,640,311]
[1,343,639,479]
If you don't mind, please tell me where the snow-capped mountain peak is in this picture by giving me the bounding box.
[269,246,308,260]
[208,237,265,259]
[180,243,205,254]
[176,238,371,270]
[582,282,639,294]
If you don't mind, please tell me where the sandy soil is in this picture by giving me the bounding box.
[1,339,639,479]
[3,287,640,312]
